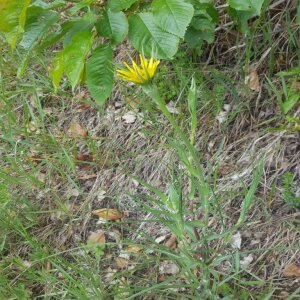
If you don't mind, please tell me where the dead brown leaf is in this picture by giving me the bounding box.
[125,97,141,109]
[44,261,52,271]
[92,208,122,221]
[164,234,177,249]
[115,257,129,269]
[122,111,137,124]
[87,229,106,244]
[127,245,143,254]
[43,107,53,115]
[77,152,93,162]
[29,150,44,162]
[68,122,88,138]
[77,174,98,180]
[159,261,180,275]
[218,164,234,176]
[291,81,300,92]
[282,263,300,277]
[245,70,260,92]
[76,152,94,170]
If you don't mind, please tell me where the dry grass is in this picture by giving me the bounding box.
[1,0,300,298]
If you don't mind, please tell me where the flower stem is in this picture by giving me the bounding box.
[142,84,211,225]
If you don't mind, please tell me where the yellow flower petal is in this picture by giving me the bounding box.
[116,54,160,84]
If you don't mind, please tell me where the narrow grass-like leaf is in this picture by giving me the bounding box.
[187,77,197,145]
[236,161,264,227]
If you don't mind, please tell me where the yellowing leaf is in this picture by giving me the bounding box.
[87,229,106,244]
[68,122,88,138]
[92,208,122,221]
[0,0,31,49]
[125,97,141,109]
[115,257,129,269]
[127,245,142,254]
[282,263,300,277]
[245,70,260,92]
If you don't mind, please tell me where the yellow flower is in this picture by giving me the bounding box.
[117,54,160,84]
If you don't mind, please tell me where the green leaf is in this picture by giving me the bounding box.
[281,94,300,114]
[63,13,96,47]
[63,31,93,90]
[69,0,93,14]
[165,184,180,214]
[188,77,197,145]
[86,45,114,106]
[228,0,264,15]
[185,25,214,48]
[0,0,31,49]
[37,21,72,51]
[228,8,254,33]
[129,13,180,59]
[108,0,138,12]
[50,51,64,93]
[29,0,65,10]
[184,9,216,49]
[19,11,59,50]
[152,0,194,38]
[277,67,300,77]
[97,9,128,45]
[236,161,263,227]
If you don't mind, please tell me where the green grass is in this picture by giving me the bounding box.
[1,2,300,299]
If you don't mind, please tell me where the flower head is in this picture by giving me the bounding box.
[117,54,160,84]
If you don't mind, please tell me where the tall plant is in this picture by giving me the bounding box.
[0,0,265,105]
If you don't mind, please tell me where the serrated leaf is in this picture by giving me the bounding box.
[108,0,138,12]
[63,31,93,91]
[129,13,180,59]
[37,21,73,51]
[228,0,264,15]
[29,0,65,10]
[19,11,59,50]
[97,9,128,45]
[152,0,194,38]
[63,15,96,47]
[0,0,31,49]
[86,45,113,106]
[17,10,60,77]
